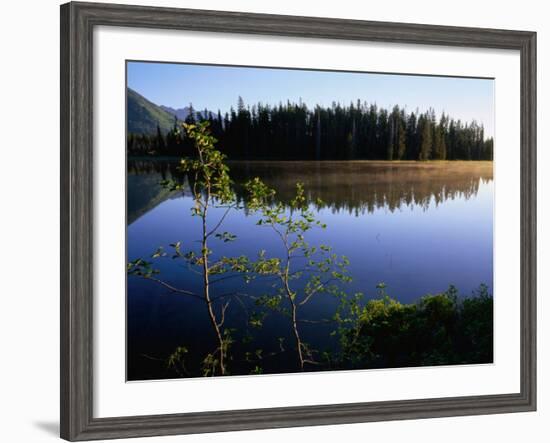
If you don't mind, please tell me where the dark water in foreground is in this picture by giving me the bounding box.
[127,160,493,380]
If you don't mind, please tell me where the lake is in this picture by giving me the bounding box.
[127,160,493,380]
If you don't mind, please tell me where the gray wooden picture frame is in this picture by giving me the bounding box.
[60,1,537,441]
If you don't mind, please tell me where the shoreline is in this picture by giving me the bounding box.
[128,156,493,164]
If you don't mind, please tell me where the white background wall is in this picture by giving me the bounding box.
[0,0,547,442]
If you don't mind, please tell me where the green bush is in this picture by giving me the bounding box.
[339,284,493,369]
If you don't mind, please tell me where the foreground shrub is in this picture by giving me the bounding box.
[339,284,493,369]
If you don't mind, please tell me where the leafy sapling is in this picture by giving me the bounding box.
[128,121,245,376]
[244,178,352,370]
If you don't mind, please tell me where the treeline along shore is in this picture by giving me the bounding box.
[127,98,493,161]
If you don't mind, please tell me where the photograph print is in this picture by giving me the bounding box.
[126,61,494,381]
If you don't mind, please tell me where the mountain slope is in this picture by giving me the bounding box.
[127,88,176,135]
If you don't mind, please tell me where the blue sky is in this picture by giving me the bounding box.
[127,61,495,138]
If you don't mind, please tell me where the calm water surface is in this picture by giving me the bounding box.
[127,160,493,380]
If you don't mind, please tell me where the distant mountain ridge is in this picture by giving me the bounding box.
[160,105,192,121]
[127,88,176,135]
[161,105,216,122]
[127,87,214,135]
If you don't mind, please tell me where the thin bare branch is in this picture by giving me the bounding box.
[298,278,337,306]
[217,301,230,328]
[206,206,232,238]
[211,291,250,302]
[144,276,202,300]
